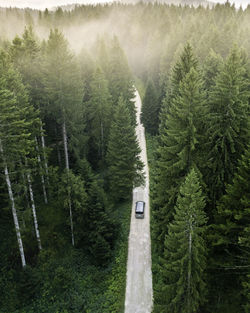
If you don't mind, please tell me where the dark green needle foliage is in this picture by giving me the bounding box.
[206,46,250,206]
[160,43,198,134]
[1,3,250,312]
[210,146,250,310]
[108,36,136,124]
[141,78,160,135]
[153,67,205,254]
[86,180,116,266]
[43,28,83,166]
[58,169,88,246]
[202,49,223,92]
[155,169,207,313]
[86,67,112,166]
[106,96,144,202]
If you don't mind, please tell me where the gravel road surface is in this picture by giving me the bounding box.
[124,89,153,313]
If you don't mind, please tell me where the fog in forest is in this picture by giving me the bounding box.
[0,2,250,78]
[0,2,249,313]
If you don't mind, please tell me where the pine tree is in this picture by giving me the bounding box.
[108,36,136,124]
[58,169,87,247]
[106,96,144,202]
[10,27,49,204]
[155,169,207,313]
[206,45,250,207]
[86,67,112,166]
[159,43,198,134]
[86,181,116,265]
[210,146,250,311]
[153,67,205,253]
[141,78,160,135]
[0,51,39,267]
[43,29,83,245]
[43,28,82,170]
[202,49,223,92]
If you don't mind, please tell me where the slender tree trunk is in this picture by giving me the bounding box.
[35,137,48,204]
[69,197,74,246]
[40,125,49,177]
[27,173,42,250]
[62,120,69,170]
[0,140,26,267]
[101,121,104,159]
[188,222,192,313]
[62,119,75,246]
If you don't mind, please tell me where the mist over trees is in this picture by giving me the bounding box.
[0,2,249,312]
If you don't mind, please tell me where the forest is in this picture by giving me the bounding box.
[0,2,249,312]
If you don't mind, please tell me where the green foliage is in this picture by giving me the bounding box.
[108,36,136,125]
[86,67,112,166]
[106,96,144,202]
[154,62,206,254]
[86,180,116,265]
[205,46,250,206]
[208,146,250,311]
[141,78,160,135]
[155,169,207,313]
[1,3,250,313]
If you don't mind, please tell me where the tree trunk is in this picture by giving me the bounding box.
[62,119,75,246]
[62,120,69,170]
[27,173,42,250]
[69,197,74,246]
[40,125,49,177]
[188,222,192,313]
[35,137,48,204]
[0,140,26,267]
[101,120,104,159]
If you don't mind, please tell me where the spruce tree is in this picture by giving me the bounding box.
[86,181,116,265]
[108,36,136,124]
[58,169,87,247]
[0,51,38,267]
[206,45,250,207]
[106,96,144,202]
[43,28,82,169]
[210,146,250,311]
[10,27,49,204]
[155,169,207,313]
[86,67,112,166]
[159,43,198,134]
[202,49,223,92]
[43,29,83,245]
[154,67,205,253]
[141,78,160,135]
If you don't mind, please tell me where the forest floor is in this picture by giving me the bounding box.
[124,89,153,313]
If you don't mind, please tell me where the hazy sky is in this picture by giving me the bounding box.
[0,0,249,9]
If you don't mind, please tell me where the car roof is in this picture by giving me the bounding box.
[135,201,145,212]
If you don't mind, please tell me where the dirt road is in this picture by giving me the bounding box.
[124,89,153,313]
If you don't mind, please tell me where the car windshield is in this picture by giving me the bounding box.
[136,201,144,213]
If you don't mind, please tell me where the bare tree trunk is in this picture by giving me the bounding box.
[35,137,48,204]
[27,173,42,250]
[62,120,69,170]
[0,140,26,267]
[62,119,75,246]
[40,125,49,177]
[101,121,104,159]
[69,197,74,246]
[188,222,192,313]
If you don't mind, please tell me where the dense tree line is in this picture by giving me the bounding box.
[150,43,249,312]
[0,2,249,312]
[0,26,142,312]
